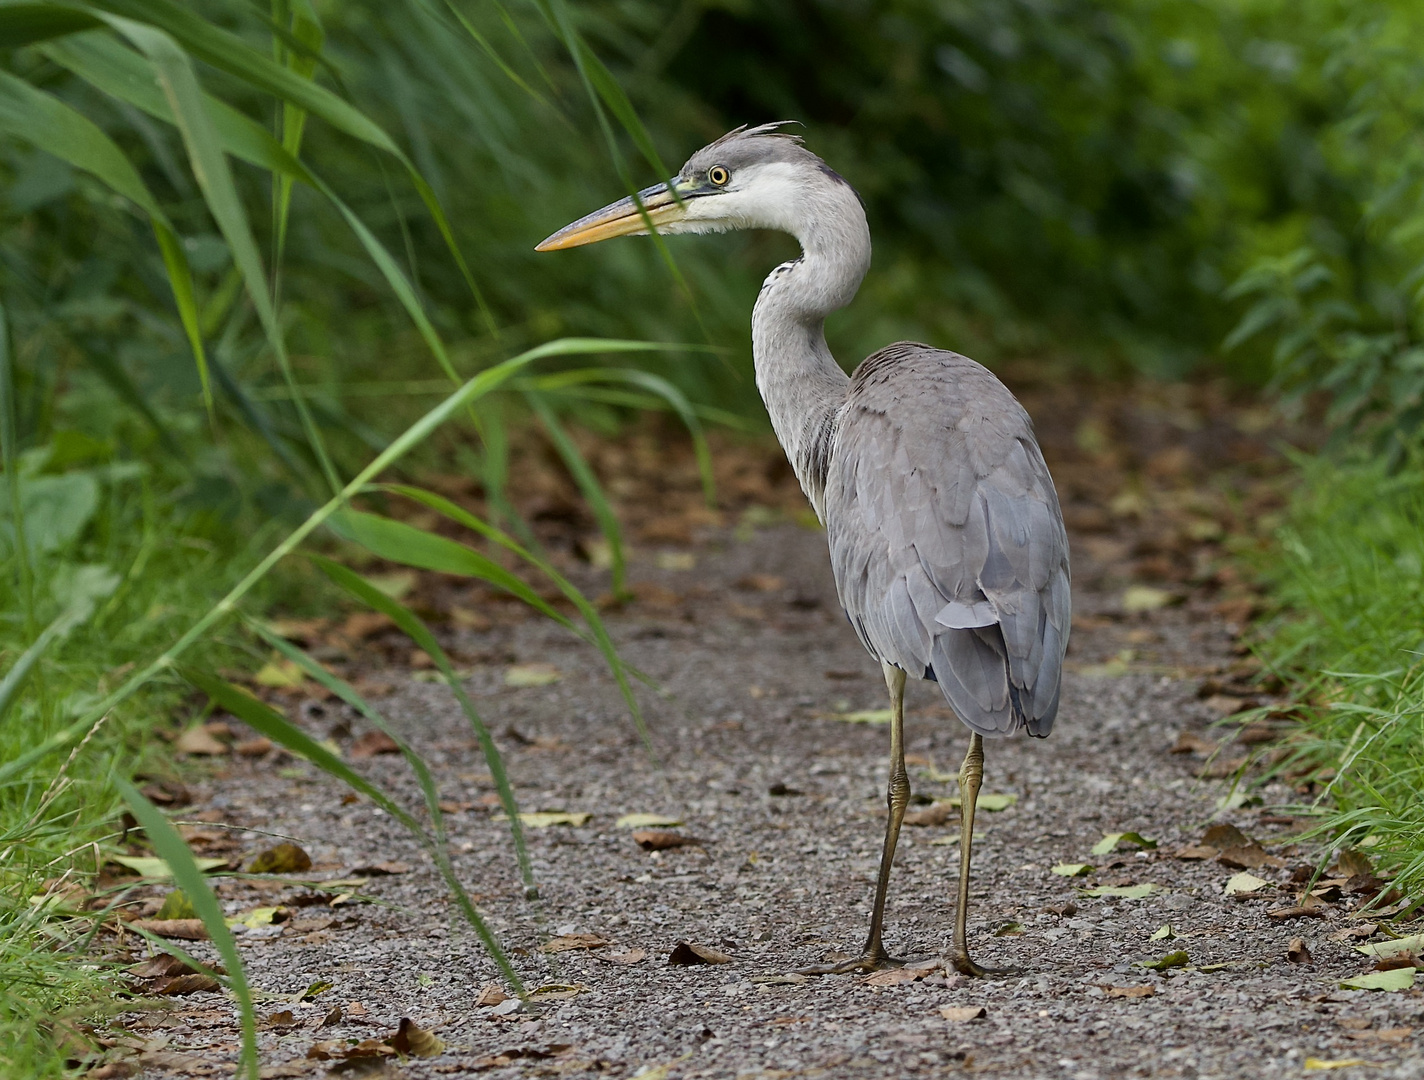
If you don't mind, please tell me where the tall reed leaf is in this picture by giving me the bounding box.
[113,777,258,1080]
[181,666,524,991]
[306,554,536,897]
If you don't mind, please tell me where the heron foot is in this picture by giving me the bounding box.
[948,950,1018,978]
[797,952,909,976]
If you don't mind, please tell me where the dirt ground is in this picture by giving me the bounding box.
[108,378,1423,1079]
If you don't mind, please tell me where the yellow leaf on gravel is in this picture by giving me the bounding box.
[835,709,894,725]
[1079,884,1158,899]
[226,906,286,929]
[1340,969,1415,992]
[254,658,307,689]
[616,813,684,829]
[1224,871,1270,896]
[1305,1060,1377,1071]
[1052,863,1094,877]
[1092,831,1157,855]
[112,855,226,879]
[942,793,1018,811]
[1354,934,1424,958]
[504,663,562,687]
[1122,586,1173,613]
[512,812,590,828]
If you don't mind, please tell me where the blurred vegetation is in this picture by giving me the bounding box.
[3,0,1424,1069]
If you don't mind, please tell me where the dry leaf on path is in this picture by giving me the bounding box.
[538,934,610,953]
[864,967,920,987]
[1288,938,1313,964]
[1339,969,1415,992]
[1105,984,1156,998]
[504,663,561,687]
[350,732,400,758]
[1354,934,1424,959]
[175,724,229,756]
[247,843,312,874]
[1091,831,1157,855]
[1175,844,1219,861]
[1268,905,1326,920]
[267,1011,296,1027]
[616,813,683,829]
[904,803,955,827]
[348,861,412,876]
[668,942,732,965]
[604,949,647,966]
[112,855,226,879]
[1122,585,1173,613]
[154,973,220,995]
[1137,950,1189,971]
[1304,1060,1377,1071]
[940,1006,986,1021]
[632,830,698,851]
[476,984,509,1007]
[389,1018,445,1058]
[1224,871,1270,897]
[506,812,591,828]
[131,918,208,940]
[1080,884,1157,899]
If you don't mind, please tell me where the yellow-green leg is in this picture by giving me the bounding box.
[801,662,911,974]
[948,731,1013,977]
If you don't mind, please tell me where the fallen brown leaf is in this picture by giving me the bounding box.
[1171,731,1218,755]
[603,948,647,966]
[1175,844,1220,861]
[631,830,697,851]
[389,1018,445,1058]
[1332,849,1374,878]
[1345,1028,1413,1044]
[175,724,228,756]
[341,612,393,640]
[538,934,610,953]
[247,843,312,875]
[1217,842,1271,869]
[308,1039,394,1062]
[130,954,223,979]
[1267,906,1326,920]
[234,737,273,757]
[940,1006,986,1021]
[476,983,509,1007]
[320,1006,343,1027]
[903,803,955,827]
[668,942,732,965]
[348,861,411,876]
[1104,985,1156,999]
[350,731,400,758]
[130,918,208,940]
[267,1010,296,1027]
[1288,938,1313,964]
[154,973,220,995]
[1202,823,1252,849]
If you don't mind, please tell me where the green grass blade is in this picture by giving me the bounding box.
[0,337,681,787]
[113,777,258,1080]
[325,507,576,629]
[307,554,537,898]
[0,580,114,724]
[0,4,102,47]
[384,484,657,758]
[109,20,339,492]
[0,300,34,638]
[526,392,625,595]
[180,667,524,990]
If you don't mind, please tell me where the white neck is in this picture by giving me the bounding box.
[750,178,871,518]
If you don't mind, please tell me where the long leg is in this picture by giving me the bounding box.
[949,732,1013,977]
[801,662,910,974]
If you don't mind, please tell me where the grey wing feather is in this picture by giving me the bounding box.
[824,344,1071,738]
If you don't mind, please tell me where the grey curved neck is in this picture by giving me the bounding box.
[751,189,871,519]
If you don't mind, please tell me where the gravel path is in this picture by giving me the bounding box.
[126,512,1423,1080]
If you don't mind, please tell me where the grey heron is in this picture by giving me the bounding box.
[537,123,1071,977]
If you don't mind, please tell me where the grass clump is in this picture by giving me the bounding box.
[1258,449,1424,903]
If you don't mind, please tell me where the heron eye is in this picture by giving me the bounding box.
[708,165,730,187]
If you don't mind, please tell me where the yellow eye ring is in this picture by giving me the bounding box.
[708,165,730,187]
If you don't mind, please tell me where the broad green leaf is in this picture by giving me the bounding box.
[326,509,572,628]
[0,4,102,46]
[1052,863,1094,877]
[114,778,257,1079]
[1339,968,1415,992]
[1092,831,1157,855]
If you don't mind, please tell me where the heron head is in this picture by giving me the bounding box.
[536,122,854,251]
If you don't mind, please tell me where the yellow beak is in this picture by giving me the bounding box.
[535,181,688,251]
